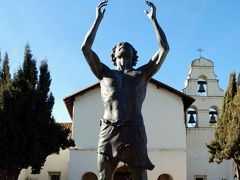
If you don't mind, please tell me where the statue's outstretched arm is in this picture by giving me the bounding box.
[140,1,169,79]
[81,1,108,79]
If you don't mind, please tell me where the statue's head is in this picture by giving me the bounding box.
[111,42,138,67]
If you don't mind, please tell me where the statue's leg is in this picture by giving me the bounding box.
[98,153,118,180]
[129,166,148,180]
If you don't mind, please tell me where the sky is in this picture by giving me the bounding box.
[0,0,239,122]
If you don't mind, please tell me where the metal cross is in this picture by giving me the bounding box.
[196,48,204,58]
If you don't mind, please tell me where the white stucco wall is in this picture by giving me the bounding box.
[144,83,186,149]
[70,82,187,179]
[148,150,186,179]
[72,87,102,149]
[68,149,98,180]
[68,149,187,180]
[187,128,234,180]
[18,149,69,180]
[68,150,187,180]
[73,83,186,149]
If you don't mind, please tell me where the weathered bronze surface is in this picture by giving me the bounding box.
[81,1,169,179]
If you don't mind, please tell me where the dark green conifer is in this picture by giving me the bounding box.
[207,72,240,179]
[0,50,2,79]
[0,45,74,180]
[1,52,11,85]
[228,72,240,178]
[238,73,240,88]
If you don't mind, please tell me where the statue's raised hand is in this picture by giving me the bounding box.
[144,0,156,20]
[96,1,107,21]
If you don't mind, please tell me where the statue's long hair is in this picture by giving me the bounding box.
[111,42,138,66]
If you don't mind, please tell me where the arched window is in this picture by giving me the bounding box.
[187,107,198,128]
[197,76,207,96]
[209,106,218,124]
[158,173,173,180]
[81,172,98,180]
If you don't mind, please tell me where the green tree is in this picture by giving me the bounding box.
[0,52,11,84]
[228,73,240,178]
[0,52,12,109]
[0,51,2,78]
[207,72,240,179]
[0,45,75,180]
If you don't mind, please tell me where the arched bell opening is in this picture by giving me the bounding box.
[186,107,198,128]
[197,76,207,96]
[209,106,218,125]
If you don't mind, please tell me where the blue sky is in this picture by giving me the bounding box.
[0,0,239,122]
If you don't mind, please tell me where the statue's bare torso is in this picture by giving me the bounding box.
[100,68,147,125]
[97,66,156,172]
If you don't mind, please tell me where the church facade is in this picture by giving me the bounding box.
[18,57,235,180]
[64,79,194,180]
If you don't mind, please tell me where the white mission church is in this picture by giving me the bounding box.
[18,57,235,180]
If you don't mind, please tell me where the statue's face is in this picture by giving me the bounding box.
[115,42,133,60]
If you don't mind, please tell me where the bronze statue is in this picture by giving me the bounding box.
[81,1,169,179]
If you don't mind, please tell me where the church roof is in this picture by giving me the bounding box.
[64,78,195,119]
[191,57,214,67]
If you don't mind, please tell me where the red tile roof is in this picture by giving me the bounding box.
[60,122,72,131]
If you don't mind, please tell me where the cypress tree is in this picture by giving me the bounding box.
[0,51,15,179]
[0,51,2,79]
[1,53,11,85]
[238,73,240,88]
[207,72,240,179]
[227,72,240,178]
[0,45,74,180]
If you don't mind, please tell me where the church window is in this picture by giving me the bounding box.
[48,172,61,180]
[194,175,207,180]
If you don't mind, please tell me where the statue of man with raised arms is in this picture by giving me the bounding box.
[81,1,169,179]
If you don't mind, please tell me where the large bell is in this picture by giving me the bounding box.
[209,111,217,124]
[188,111,196,124]
[198,81,206,93]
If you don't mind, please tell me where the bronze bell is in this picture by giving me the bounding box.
[198,83,205,93]
[198,80,207,93]
[209,111,217,124]
[188,114,196,124]
[188,111,196,124]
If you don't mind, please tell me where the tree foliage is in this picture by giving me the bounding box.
[0,45,75,180]
[207,72,240,179]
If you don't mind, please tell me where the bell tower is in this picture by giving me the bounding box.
[183,57,224,127]
[183,57,234,180]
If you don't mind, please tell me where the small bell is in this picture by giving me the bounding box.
[188,111,196,124]
[188,114,196,124]
[198,81,206,93]
[198,83,205,93]
[209,111,217,124]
